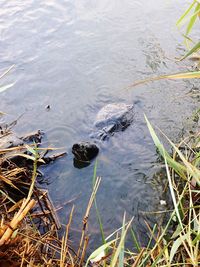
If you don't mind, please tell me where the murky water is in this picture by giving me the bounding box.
[1,0,200,248]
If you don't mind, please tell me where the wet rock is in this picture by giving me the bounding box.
[72,141,99,162]
[73,158,91,169]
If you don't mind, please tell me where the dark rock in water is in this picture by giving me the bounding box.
[91,103,134,140]
[73,158,91,169]
[72,141,99,162]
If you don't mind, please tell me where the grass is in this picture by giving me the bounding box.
[87,118,199,266]
[0,105,199,264]
[4,112,199,266]
[0,136,99,265]
[0,77,199,266]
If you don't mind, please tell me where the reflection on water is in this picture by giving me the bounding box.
[1,0,200,249]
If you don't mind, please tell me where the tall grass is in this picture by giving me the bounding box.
[86,117,200,266]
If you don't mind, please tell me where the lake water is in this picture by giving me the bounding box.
[0,0,199,249]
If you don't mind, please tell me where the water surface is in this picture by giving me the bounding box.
[1,0,199,248]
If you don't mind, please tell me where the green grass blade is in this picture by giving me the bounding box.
[146,224,157,250]
[130,228,141,252]
[176,1,196,26]
[151,243,171,267]
[95,200,106,244]
[118,214,126,267]
[110,217,133,267]
[186,3,200,36]
[144,115,186,178]
[25,144,37,156]
[179,41,200,61]
[170,234,189,263]
[85,239,118,267]
[92,160,98,188]
[164,155,184,232]
[105,223,129,241]
[92,160,106,244]
[161,132,200,185]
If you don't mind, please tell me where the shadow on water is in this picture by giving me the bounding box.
[1,0,200,250]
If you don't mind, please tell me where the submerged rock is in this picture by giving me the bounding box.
[72,141,99,162]
[91,103,134,140]
[73,158,91,169]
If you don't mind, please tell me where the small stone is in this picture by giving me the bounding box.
[160,200,167,206]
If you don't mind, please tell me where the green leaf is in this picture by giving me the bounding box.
[170,234,188,263]
[192,233,200,245]
[179,41,200,61]
[146,224,157,250]
[162,133,200,186]
[130,228,141,252]
[164,155,184,232]
[176,1,196,27]
[144,115,186,179]
[92,160,106,245]
[25,144,37,156]
[171,224,182,239]
[11,229,19,239]
[110,217,133,267]
[85,239,117,267]
[105,223,129,241]
[118,214,126,267]
[186,3,200,36]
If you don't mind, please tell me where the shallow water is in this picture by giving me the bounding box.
[1,0,200,248]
